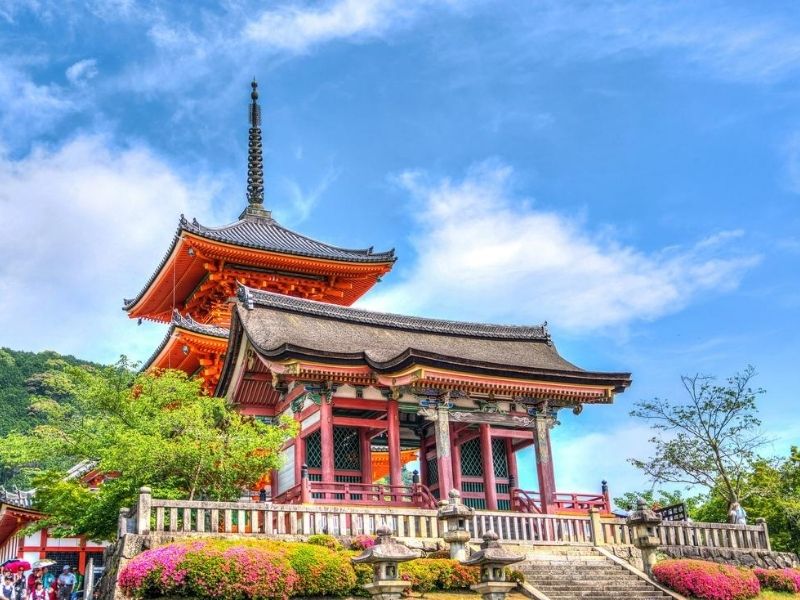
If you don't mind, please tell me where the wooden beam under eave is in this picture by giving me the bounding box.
[333,416,389,429]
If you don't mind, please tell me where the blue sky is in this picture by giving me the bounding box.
[0,0,798,498]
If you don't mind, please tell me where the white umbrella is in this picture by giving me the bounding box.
[32,559,56,568]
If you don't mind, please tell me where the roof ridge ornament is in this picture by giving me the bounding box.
[240,79,272,221]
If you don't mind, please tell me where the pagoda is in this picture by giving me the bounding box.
[129,80,633,515]
[127,81,395,392]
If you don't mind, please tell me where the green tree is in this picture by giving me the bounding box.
[0,358,297,539]
[629,366,768,509]
[614,489,705,513]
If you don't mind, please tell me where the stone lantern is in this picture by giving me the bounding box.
[462,531,524,600]
[437,489,474,561]
[351,524,420,600]
[626,498,663,575]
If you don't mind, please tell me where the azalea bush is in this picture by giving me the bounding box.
[349,534,376,551]
[399,559,480,594]
[754,568,800,593]
[306,533,341,550]
[283,543,356,597]
[652,559,760,600]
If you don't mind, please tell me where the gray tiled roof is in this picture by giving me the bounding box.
[231,287,631,392]
[181,214,396,263]
[241,287,550,340]
[123,213,395,311]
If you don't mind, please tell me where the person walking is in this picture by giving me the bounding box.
[55,568,74,600]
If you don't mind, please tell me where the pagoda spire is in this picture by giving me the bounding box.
[241,79,271,220]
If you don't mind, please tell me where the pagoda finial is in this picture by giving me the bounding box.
[242,79,271,220]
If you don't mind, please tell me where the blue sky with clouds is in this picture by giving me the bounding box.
[1,0,798,497]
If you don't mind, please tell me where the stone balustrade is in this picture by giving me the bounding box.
[122,487,771,552]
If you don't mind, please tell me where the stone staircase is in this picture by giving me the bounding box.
[516,546,674,600]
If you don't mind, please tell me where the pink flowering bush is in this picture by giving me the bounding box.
[118,543,190,597]
[754,567,800,593]
[119,541,300,599]
[349,534,376,551]
[652,559,760,600]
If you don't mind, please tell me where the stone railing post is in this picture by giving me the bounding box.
[118,507,130,538]
[136,486,152,535]
[589,508,604,546]
[300,463,312,504]
[627,499,662,576]
[756,518,771,551]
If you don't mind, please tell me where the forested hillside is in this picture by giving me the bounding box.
[0,347,97,486]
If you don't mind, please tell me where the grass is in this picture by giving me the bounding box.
[757,593,799,599]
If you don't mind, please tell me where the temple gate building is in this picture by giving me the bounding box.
[128,81,632,514]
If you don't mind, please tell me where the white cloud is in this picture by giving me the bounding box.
[0,62,78,143]
[65,58,98,85]
[0,134,218,363]
[360,160,760,332]
[243,0,430,53]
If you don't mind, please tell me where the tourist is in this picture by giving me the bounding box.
[28,582,46,600]
[26,570,40,595]
[11,573,24,600]
[0,576,16,600]
[728,502,747,525]
[39,570,53,600]
[55,568,74,600]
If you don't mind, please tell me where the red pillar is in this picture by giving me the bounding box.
[479,424,498,511]
[387,398,402,486]
[506,438,518,486]
[360,429,373,484]
[320,401,334,488]
[533,417,557,513]
[294,436,305,488]
[451,430,462,494]
[419,436,427,484]
[434,412,454,496]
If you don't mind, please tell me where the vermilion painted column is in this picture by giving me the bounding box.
[387,398,402,486]
[320,401,335,488]
[533,416,557,514]
[451,431,462,494]
[506,438,518,486]
[360,428,373,484]
[434,408,454,496]
[294,436,305,488]
[419,434,428,485]
[479,424,498,510]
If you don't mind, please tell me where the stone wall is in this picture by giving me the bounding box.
[660,545,799,569]
[605,544,644,571]
[96,534,151,600]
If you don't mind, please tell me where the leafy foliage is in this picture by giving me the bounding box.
[0,347,96,486]
[614,489,705,513]
[399,559,479,595]
[0,358,297,539]
[652,559,760,600]
[629,366,768,507]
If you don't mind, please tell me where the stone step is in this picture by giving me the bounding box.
[517,546,673,600]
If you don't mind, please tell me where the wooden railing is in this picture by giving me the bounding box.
[273,482,437,508]
[511,489,611,514]
[599,518,771,551]
[123,488,770,551]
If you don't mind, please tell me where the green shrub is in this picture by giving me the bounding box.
[285,543,357,597]
[399,559,480,594]
[506,569,525,584]
[307,533,341,550]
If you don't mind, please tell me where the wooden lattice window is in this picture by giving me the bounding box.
[461,438,483,477]
[426,457,438,486]
[333,427,360,471]
[492,438,509,478]
[305,430,322,469]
